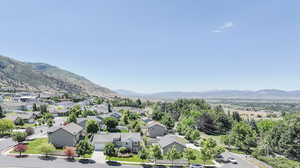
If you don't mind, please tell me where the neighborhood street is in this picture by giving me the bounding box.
[0,155,142,168]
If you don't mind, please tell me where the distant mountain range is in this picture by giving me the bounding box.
[0,55,115,97]
[116,89,300,100]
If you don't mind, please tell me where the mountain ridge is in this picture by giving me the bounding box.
[0,55,115,97]
[116,89,300,100]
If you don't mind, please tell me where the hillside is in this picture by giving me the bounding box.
[0,55,115,97]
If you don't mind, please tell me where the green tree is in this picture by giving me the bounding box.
[67,113,77,123]
[184,148,197,166]
[86,120,99,135]
[166,145,182,167]
[161,114,175,130]
[69,105,82,117]
[228,122,257,152]
[151,145,162,165]
[76,137,94,158]
[12,132,27,143]
[138,147,149,160]
[39,144,55,158]
[14,117,24,126]
[47,118,54,127]
[0,105,4,118]
[104,117,118,131]
[121,110,129,125]
[0,119,15,135]
[32,103,38,111]
[104,143,116,160]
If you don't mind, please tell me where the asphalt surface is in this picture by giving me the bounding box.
[220,152,258,168]
[0,155,142,168]
[0,137,257,168]
[0,138,16,152]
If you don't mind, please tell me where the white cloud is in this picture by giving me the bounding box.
[212,22,234,33]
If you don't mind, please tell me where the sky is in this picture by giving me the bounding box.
[0,0,300,93]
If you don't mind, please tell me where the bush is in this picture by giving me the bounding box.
[12,132,27,143]
[25,127,34,136]
[14,117,24,126]
[119,147,129,154]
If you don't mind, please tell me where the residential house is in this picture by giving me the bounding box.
[98,111,122,120]
[76,116,102,128]
[146,121,167,138]
[48,122,83,148]
[92,133,141,152]
[5,112,36,124]
[49,107,69,117]
[158,135,187,154]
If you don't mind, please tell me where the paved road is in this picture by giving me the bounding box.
[0,138,16,152]
[220,152,258,168]
[0,155,143,168]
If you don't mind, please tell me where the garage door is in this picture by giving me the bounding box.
[94,143,105,151]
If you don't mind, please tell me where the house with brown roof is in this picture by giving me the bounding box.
[48,122,83,148]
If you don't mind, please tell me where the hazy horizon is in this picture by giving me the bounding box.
[1,1,300,93]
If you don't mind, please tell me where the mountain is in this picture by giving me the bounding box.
[0,55,115,97]
[116,89,300,100]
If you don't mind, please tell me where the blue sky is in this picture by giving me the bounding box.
[0,0,300,93]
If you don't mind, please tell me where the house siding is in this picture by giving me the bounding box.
[48,129,78,148]
[148,125,167,138]
[162,142,186,155]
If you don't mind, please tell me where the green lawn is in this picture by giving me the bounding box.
[16,123,35,129]
[107,155,148,162]
[190,149,214,165]
[200,132,223,145]
[256,156,300,168]
[12,138,62,154]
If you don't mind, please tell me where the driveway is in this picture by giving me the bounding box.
[91,151,106,163]
[27,125,48,140]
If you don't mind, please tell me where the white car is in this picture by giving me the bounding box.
[227,157,238,164]
[189,164,204,168]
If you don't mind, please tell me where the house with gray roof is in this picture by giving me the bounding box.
[158,135,187,154]
[5,112,36,124]
[92,133,141,153]
[98,111,122,120]
[146,121,167,138]
[48,122,83,148]
[76,116,102,128]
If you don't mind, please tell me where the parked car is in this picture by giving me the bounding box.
[189,164,204,168]
[227,157,238,164]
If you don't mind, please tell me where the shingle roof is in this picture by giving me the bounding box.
[147,121,166,129]
[92,133,141,144]
[158,135,187,148]
[48,122,83,136]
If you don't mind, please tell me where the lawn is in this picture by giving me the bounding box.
[106,155,148,162]
[256,156,300,168]
[199,132,223,145]
[190,149,214,165]
[16,123,35,129]
[12,138,62,154]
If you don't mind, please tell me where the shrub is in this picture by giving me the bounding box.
[119,147,128,154]
[25,127,34,136]
[12,132,27,143]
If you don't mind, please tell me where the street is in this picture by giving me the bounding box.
[0,155,142,168]
[220,152,259,168]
